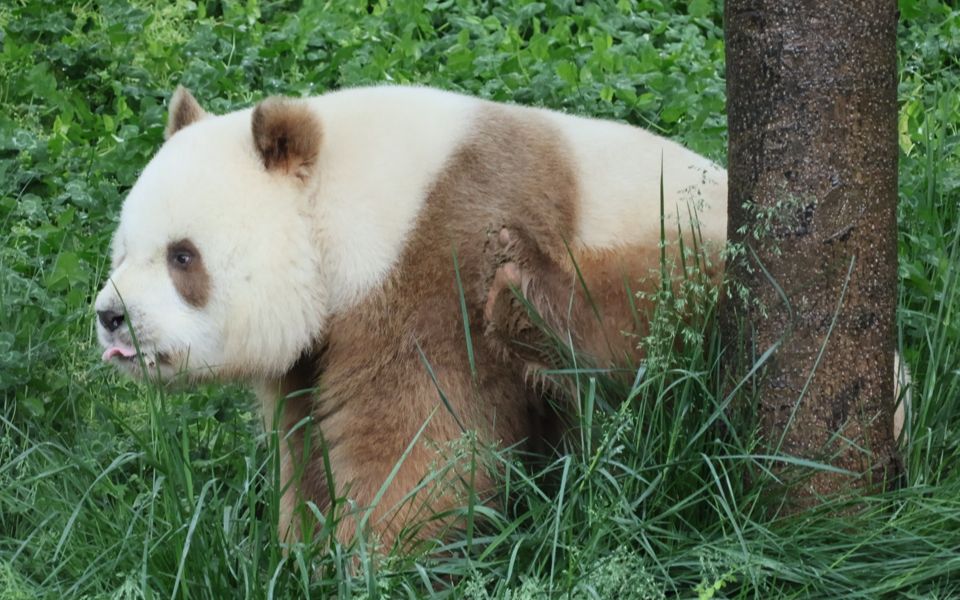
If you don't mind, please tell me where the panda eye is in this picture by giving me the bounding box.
[167,240,200,270]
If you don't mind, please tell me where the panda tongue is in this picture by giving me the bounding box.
[102,344,138,361]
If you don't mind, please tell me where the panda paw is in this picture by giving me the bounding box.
[483,226,543,324]
[483,226,567,363]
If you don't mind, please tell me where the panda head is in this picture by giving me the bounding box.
[94,87,328,382]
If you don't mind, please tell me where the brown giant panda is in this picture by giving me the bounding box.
[94,85,727,549]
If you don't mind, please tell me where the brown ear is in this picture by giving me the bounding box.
[251,97,322,181]
[165,86,208,140]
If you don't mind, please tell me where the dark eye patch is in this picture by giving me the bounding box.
[166,238,211,308]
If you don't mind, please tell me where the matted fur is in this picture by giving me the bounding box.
[483,223,725,375]
[94,85,728,550]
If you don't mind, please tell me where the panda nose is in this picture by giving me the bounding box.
[97,309,125,332]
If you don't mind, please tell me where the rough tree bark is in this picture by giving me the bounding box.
[723,1,900,502]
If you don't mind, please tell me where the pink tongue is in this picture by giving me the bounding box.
[102,345,138,361]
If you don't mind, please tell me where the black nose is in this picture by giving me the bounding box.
[97,309,125,332]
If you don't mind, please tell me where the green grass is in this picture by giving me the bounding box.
[2,0,959,597]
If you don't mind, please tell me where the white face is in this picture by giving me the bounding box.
[94,108,327,382]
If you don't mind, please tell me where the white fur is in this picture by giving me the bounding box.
[305,87,476,311]
[96,110,326,379]
[95,85,725,382]
[539,110,727,249]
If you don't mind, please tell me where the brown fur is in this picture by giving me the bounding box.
[484,226,724,378]
[266,349,330,544]
[484,218,723,400]
[251,97,322,181]
[273,104,580,550]
[164,86,207,140]
[166,239,211,308]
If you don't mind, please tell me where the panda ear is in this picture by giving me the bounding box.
[165,86,208,140]
[251,97,322,182]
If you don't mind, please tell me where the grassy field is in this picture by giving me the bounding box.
[2,0,959,597]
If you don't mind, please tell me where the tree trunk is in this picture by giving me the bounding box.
[723,1,900,502]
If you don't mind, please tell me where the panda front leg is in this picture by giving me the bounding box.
[256,354,335,549]
[305,355,495,553]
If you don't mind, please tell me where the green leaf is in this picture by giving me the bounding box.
[661,103,686,123]
[555,60,578,85]
[688,0,713,18]
[20,395,46,417]
[46,251,90,292]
